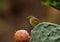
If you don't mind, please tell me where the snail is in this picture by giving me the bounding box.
[28,16,60,42]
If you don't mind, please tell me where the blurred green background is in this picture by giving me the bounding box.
[0,0,60,42]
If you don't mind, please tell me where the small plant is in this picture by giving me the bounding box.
[14,30,30,42]
[42,0,60,10]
